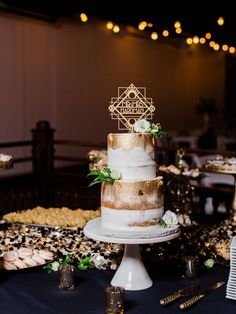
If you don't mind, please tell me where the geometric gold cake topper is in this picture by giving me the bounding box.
[109,83,155,132]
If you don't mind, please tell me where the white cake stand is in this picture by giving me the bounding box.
[83,217,180,291]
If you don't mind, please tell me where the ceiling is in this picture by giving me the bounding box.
[1,0,236,45]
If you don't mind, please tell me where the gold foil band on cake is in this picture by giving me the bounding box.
[101,177,163,210]
[107,133,154,151]
[129,220,158,227]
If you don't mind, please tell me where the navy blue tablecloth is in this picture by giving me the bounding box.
[0,263,235,314]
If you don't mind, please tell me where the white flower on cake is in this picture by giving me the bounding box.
[110,170,122,180]
[134,119,168,137]
[134,119,151,133]
[159,210,178,227]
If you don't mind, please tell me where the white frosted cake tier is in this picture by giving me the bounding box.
[108,162,156,180]
[107,133,156,180]
[101,206,164,231]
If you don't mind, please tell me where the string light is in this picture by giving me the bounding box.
[209,41,215,47]
[217,17,224,26]
[205,32,212,40]
[151,32,158,40]
[106,21,114,30]
[80,13,88,23]
[186,37,193,45]
[174,21,181,28]
[222,44,229,51]
[199,37,206,44]
[162,30,169,37]
[113,25,120,33]
[77,12,235,55]
[138,21,147,31]
[193,36,199,44]
[175,28,182,34]
[213,43,220,51]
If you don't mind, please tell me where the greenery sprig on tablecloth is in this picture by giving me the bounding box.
[43,254,95,273]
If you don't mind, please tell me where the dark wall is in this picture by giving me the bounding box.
[225,55,236,133]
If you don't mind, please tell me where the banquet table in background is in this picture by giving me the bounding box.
[0,264,235,314]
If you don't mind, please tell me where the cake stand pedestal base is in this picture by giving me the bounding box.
[111,244,152,290]
[84,218,180,291]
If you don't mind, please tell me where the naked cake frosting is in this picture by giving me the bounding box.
[101,131,164,230]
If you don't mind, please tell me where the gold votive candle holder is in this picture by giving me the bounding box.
[105,286,125,314]
[58,264,75,291]
[182,255,199,279]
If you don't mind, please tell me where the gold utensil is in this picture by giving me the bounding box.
[179,281,225,311]
[160,284,199,306]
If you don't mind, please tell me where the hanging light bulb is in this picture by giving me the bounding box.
[200,37,206,44]
[80,13,88,23]
[205,33,212,40]
[138,21,147,31]
[151,32,158,40]
[229,47,235,54]
[222,44,229,51]
[162,30,169,37]
[193,36,199,44]
[186,37,193,45]
[209,41,215,47]
[213,43,220,51]
[113,25,120,33]
[174,21,181,28]
[217,17,224,26]
[175,28,182,34]
[106,21,114,30]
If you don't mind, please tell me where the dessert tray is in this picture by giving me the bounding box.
[0,153,13,170]
[0,219,122,272]
[2,206,101,229]
[203,156,236,174]
[2,259,54,273]
[203,157,236,213]
[1,248,54,272]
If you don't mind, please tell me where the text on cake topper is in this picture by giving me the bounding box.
[109,83,155,132]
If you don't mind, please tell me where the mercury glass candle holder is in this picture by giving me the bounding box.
[58,264,75,291]
[182,256,199,280]
[105,286,125,314]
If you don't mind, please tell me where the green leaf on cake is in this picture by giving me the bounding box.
[87,167,121,187]
[87,170,101,176]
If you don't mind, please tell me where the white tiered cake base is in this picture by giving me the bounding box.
[83,217,180,291]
